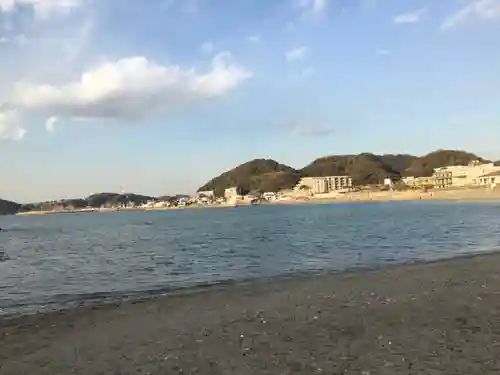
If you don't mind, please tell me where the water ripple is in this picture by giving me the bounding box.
[1,201,500,315]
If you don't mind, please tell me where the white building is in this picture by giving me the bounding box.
[262,192,277,201]
[402,176,416,185]
[296,176,352,194]
[433,161,500,189]
[402,176,435,188]
[476,170,500,189]
[224,187,241,204]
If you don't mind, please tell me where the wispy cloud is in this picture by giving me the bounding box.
[0,0,94,140]
[294,0,328,18]
[0,0,84,19]
[441,0,500,30]
[377,49,390,56]
[393,7,426,24]
[0,0,256,141]
[286,45,309,62]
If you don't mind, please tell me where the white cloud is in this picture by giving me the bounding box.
[5,52,251,124]
[0,0,83,18]
[0,36,8,43]
[441,0,500,30]
[394,7,426,24]
[286,46,309,62]
[0,1,253,142]
[200,41,215,53]
[294,0,328,17]
[377,49,390,55]
[0,109,26,141]
[45,115,57,132]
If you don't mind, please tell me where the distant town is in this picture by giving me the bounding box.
[12,159,500,216]
[207,159,500,205]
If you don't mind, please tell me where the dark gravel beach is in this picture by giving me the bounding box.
[3,253,500,375]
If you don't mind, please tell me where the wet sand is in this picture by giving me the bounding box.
[2,253,500,375]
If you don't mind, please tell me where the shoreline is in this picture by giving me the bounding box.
[14,187,500,216]
[1,249,495,319]
[3,251,500,374]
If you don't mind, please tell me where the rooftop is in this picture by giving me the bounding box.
[479,170,500,178]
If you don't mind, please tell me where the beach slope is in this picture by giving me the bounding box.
[2,253,500,374]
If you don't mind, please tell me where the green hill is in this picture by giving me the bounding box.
[0,199,21,215]
[197,159,300,196]
[198,150,487,194]
[301,153,404,186]
[19,193,156,212]
[86,193,154,208]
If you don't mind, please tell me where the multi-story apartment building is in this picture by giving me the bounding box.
[433,168,453,189]
[296,176,353,194]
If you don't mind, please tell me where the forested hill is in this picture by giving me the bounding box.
[198,150,488,195]
[0,199,21,215]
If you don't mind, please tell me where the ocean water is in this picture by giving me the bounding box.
[1,201,500,315]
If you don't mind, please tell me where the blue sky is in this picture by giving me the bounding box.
[1,0,499,202]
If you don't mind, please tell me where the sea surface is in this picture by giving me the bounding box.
[2,201,500,315]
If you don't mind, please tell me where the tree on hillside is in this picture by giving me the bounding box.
[301,153,399,186]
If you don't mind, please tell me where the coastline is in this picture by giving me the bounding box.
[277,187,500,205]
[3,252,500,374]
[15,203,233,216]
[14,187,500,216]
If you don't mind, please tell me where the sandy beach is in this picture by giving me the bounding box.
[2,252,500,374]
[282,187,500,205]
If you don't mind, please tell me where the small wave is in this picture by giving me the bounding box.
[0,253,10,262]
[2,225,51,233]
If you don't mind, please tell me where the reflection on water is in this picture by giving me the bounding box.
[1,201,500,315]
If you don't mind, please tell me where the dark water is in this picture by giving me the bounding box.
[1,201,500,315]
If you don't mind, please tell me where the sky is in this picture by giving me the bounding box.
[1,0,500,202]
